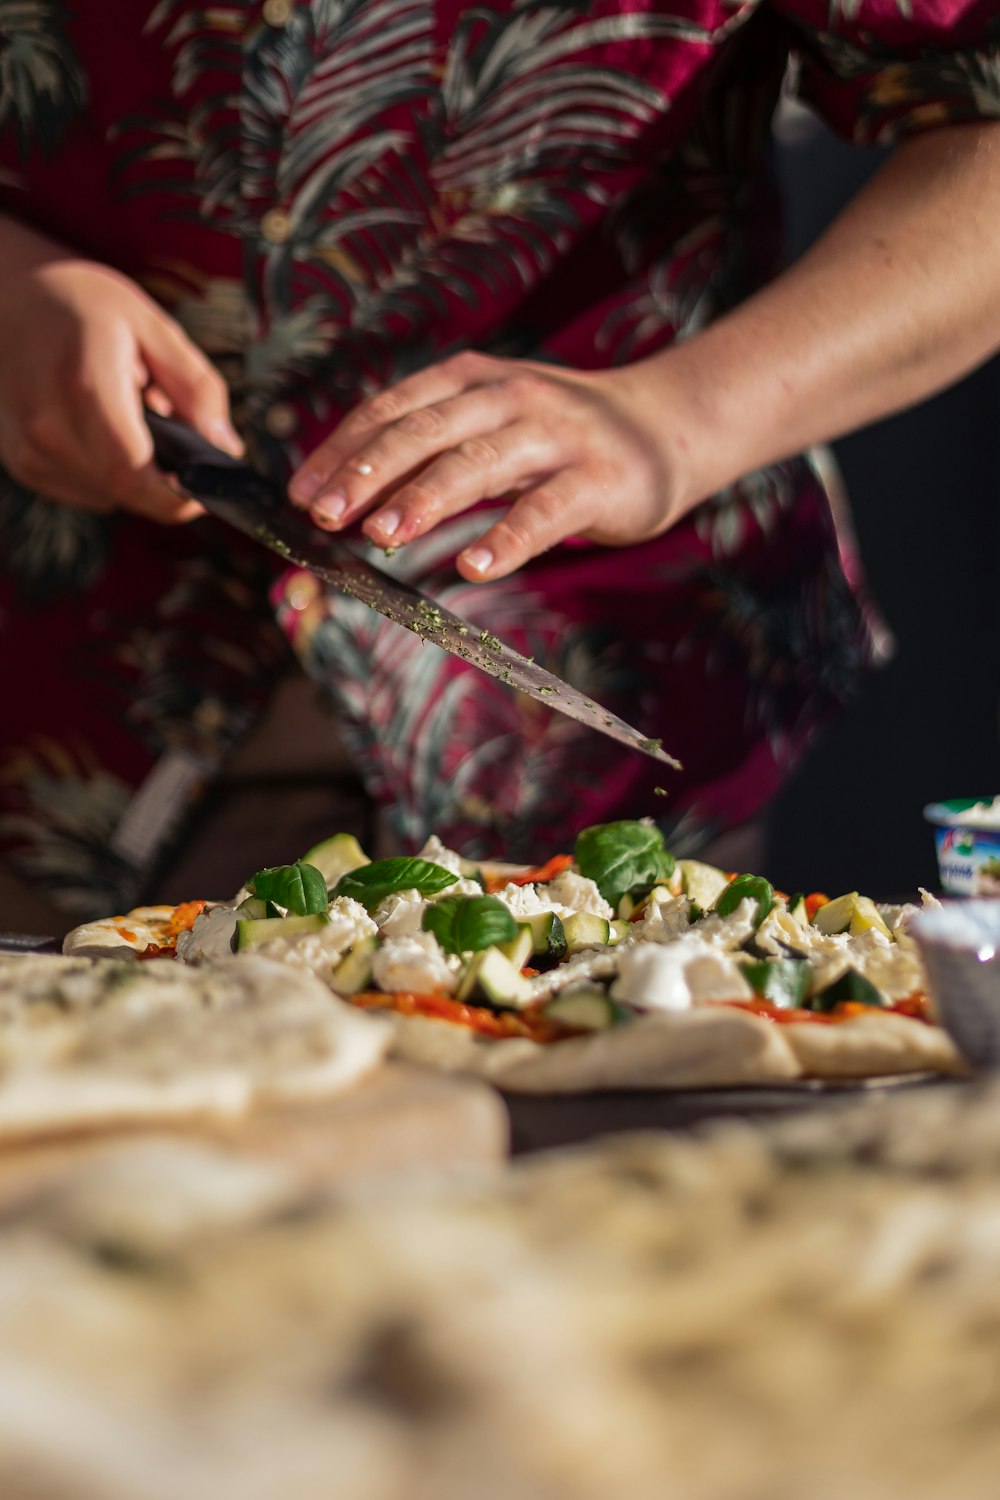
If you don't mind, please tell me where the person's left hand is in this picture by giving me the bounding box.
[287,352,699,580]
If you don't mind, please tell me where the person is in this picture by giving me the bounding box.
[0,0,997,924]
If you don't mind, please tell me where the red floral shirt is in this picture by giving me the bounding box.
[0,0,997,914]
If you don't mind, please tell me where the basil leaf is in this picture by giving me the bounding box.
[714,874,774,929]
[247,861,328,916]
[575,821,675,907]
[422,894,518,955]
[332,857,458,912]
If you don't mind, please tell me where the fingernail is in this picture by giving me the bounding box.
[312,493,346,526]
[289,471,324,506]
[462,547,493,574]
[374,509,400,538]
[210,419,244,458]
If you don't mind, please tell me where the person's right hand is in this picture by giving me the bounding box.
[0,218,242,522]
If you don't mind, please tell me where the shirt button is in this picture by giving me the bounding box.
[264,401,298,439]
[262,0,294,25]
[260,208,292,244]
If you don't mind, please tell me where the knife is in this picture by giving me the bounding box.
[147,410,681,770]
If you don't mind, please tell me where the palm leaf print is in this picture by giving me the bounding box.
[0,0,85,158]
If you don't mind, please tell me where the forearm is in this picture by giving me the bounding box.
[656,121,1000,507]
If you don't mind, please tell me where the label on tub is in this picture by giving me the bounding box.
[934,825,1000,896]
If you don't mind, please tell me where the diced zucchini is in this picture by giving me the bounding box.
[464,947,535,1009]
[330,935,378,996]
[235,912,329,949]
[740,958,812,1008]
[236,896,269,921]
[497,926,533,971]
[542,988,622,1031]
[678,859,730,912]
[849,895,893,941]
[517,911,567,962]
[609,919,630,944]
[786,893,808,928]
[561,912,612,955]
[299,833,370,889]
[804,967,885,1011]
[617,892,641,920]
[811,891,857,935]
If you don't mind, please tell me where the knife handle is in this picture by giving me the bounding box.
[145,409,241,474]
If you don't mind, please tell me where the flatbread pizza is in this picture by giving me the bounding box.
[0,953,390,1139]
[63,821,966,1091]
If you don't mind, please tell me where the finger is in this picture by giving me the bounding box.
[359,423,556,546]
[78,349,206,523]
[288,351,501,507]
[139,308,242,456]
[307,384,532,531]
[456,477,595,581]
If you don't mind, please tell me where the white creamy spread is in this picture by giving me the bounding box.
[611,937,753,1013]
[372,932,459,996]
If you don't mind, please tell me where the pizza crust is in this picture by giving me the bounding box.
[387,1006,804,1092]
[780,1009,967,1080]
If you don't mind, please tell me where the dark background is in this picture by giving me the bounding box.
[763,114,1000,900]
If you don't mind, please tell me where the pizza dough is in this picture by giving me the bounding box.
[0,955,390,1140]
[386,1003,965,1091]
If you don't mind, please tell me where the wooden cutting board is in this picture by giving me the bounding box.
[0,1061,509,1209]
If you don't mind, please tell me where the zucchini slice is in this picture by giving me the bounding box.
[561,912,612,954]
[300,832,370,889]
[235,912,330,949]
[330,935,378,996]
[542,989,622,1031]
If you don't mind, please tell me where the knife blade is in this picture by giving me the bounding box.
[147,411,681,770]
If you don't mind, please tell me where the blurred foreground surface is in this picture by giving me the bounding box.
[0,1075,998,1500]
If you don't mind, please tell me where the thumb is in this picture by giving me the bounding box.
[139,308,243,457]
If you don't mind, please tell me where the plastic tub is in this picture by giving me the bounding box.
[923,798,1000,896]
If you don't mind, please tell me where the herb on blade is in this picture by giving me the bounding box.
[575,820,675,907]
[247,861,329,916]
[422,895,518,954]
[333,857,458,912]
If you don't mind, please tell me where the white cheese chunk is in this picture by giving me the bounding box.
[176,905,240,964]
[417,835,466,875]
[372,932,458,996]
[545,872,613,919]
[373,890,430,939]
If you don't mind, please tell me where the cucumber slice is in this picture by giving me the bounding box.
[561,912,612,954]
[330,935,378,996]
[805,968,885,1011]
[811,892,857,935]
[517,911,567,962]
[469,947,535,1009]
[235,913,329,949]
[678,859,730,912]
[498,927,533,971]
[542,989,622,1031]
[300,833,370,888]
[740,958,812,1008]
